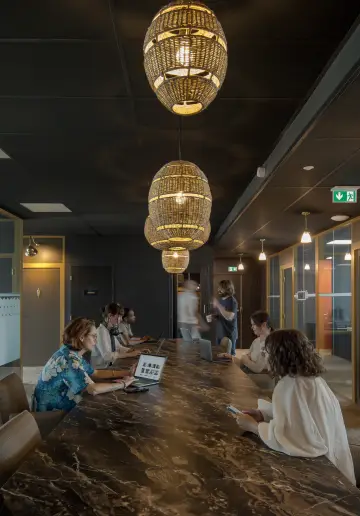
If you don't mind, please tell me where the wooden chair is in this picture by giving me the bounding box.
[0,373,65,439]
[0,411,41,486]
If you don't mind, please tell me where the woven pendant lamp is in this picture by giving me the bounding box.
[143,1,228,115]
[149,160,212,250]
[144,216,171,250]
[186,220,211,250]
[162,249,189,274]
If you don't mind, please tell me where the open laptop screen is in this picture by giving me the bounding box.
[135,354,167,381]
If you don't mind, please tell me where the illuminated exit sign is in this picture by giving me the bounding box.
[332,187,358,203]
[228,266,237,272]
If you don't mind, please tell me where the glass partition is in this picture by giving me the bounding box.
[294,242,316,346]
[268,255,280,329]
[0,214,22,381]
[318,225,352,399]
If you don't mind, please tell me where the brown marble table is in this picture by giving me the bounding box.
[2,341,360,515]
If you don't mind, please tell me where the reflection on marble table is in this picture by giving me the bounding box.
[2,341,360,515]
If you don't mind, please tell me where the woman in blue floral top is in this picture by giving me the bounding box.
[34,318,135,412]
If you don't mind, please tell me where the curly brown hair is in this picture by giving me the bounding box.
[265,329,324,378]
[218,279,235,297]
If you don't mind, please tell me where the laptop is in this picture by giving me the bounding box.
[199,339,232,364]
[146,331,164,344]
[132,353,167,387]
[180,327,199,343]
[155,338,165,355]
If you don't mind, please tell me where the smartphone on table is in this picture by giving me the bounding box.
[227,405,242,415]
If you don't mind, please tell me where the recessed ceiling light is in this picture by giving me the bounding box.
[326,240,351,245]
[331,215,349,222]
[20,203,71,213]
[303,165,314,171]
[0,148,10,159]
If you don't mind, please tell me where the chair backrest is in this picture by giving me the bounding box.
[0,373,30,424]
[0,411,41,485]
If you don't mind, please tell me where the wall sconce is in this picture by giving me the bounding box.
[25,236,38,257]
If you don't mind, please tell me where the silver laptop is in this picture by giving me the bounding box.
[180,327,198,342]
[132,353,167,387]
[155,338,165,354]
[199,339,231,363]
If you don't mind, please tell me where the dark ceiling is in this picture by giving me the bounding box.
[215,23,360,256]
[0,1,359,240]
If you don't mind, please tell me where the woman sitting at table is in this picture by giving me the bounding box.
[92,303,141,368]
[119,307,148,346]
[34,318,135,412]
[234,329,355,485]
[239,311,273,374]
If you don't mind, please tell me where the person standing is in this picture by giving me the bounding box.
[178,280,201,340]
[213,279,238,356]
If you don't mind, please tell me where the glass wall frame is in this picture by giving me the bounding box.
[267,216,360,402]
[0,208,23,381]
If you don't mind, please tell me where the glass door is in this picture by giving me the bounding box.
[356,249,360,403]
[281,266,293,328]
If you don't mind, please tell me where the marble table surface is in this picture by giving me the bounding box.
[2,341,360,515]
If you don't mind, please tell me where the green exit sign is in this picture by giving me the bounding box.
[228,266,237,272]
[332,188,357,203]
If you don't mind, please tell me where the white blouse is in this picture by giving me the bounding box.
[258,375,355,485]
[243,337,268,373]
[91,324,128,368]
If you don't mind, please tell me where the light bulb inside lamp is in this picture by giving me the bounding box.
[175,191,186,205]
[238,262,244,271]
[345,252,352,261]
[259,252,266,261]
[173,252,179,259]
[176,42,191,67]
[301,231,312,244]
[304,263,310,271]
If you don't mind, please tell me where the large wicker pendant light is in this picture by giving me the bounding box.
[149,160,212,250]
[186,220,211,250]
[144,216,170,250]
[143,1,228,116]
[162,249,189,274]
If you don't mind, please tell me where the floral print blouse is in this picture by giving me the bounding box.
[34,345,94,412]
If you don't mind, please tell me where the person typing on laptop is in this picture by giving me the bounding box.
[92,303,142,368]
[119,308,149,346]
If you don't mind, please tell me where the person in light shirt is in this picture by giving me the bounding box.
[239,311,273,373]
[119,308,148,346]
[177,280,201,340]
[233,329,356,485]
[92,303,141,368]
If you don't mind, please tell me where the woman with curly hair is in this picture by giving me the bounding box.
[234,329,355,484]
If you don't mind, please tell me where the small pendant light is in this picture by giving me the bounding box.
[259,239,266,261]
[238,253,244,271]
[301,212,312,243]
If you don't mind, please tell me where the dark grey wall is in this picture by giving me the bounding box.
[65,237,214,338]
[65,236,171,337]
